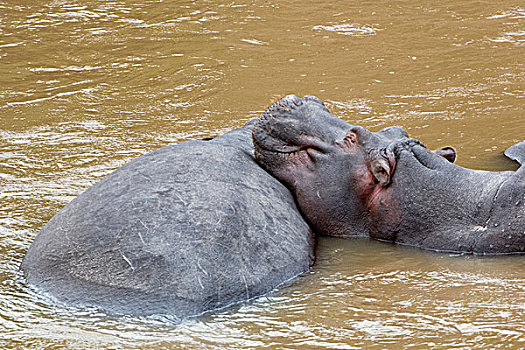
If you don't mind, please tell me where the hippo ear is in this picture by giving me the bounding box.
[504,141,525,165]
[368,150,392,186]
[433,146,456,163]
[370,157,391,186]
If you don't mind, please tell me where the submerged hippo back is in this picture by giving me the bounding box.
[22,123,314,318]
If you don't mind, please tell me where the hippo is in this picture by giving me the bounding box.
[253,95,524,255]
[22,120,315,319]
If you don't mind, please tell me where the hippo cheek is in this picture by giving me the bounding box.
[295,186,370,237]
[262,148,322,191]
[366,185,403,241]
[361,150,404,240]
[300,163,380,237]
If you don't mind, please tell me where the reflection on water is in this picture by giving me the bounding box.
[1,0,524,348]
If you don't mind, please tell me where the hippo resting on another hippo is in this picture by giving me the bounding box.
[253,95,524,255]
[22,120,314,319]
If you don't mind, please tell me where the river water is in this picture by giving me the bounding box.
[1,0,524,348]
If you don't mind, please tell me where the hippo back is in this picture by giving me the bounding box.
[21,122,314,319]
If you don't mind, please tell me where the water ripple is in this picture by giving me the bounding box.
[313,23,382,37]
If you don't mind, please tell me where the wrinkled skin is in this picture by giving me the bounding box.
[253,95,524,255]
[22,121,315,318]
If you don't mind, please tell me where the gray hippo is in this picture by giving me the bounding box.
[253,95,524,255]
[22,120,314,319]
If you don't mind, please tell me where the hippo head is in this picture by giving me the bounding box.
[253,95,456,238]
[253,95,412,237]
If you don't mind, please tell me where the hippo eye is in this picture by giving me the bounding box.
[304,146,323,161]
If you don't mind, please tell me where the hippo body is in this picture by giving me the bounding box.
[253,95,524,255]
[22,121,315,318]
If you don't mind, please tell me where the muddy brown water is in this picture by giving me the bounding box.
[1,1,524,348]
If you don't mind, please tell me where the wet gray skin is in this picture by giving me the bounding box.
[22,121,315,318]
[253,95,524,254]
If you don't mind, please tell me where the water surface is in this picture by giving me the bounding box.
[1,0,524,348]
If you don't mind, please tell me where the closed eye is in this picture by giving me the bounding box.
[305,147,323,161]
